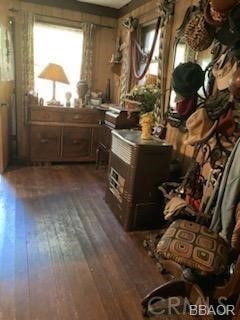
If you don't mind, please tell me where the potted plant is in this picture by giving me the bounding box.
[126,84,160,139]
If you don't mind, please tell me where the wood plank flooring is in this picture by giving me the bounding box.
[0,164,169,320]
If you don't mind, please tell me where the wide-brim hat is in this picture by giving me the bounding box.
[212,55,237,91]
[172,62,205,97]
[184,108,218,145]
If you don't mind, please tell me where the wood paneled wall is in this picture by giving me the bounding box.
[113,0,159,103]
[115,0,199,170]
[0,0,117,160]
[0,0,204,165]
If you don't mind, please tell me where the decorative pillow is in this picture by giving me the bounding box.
[157,219,229,275]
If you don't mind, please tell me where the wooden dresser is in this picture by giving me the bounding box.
[28,106,104,164]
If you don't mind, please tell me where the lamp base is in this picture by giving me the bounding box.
[47,99,62,106]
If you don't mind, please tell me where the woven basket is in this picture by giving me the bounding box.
[185,14,214,52]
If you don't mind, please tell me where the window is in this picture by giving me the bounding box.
[139,22,160,83]
[33,22,83,104]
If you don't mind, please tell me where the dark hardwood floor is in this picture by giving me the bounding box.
[0,164,168,320]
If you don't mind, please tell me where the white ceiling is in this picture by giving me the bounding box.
[77,0,131,9]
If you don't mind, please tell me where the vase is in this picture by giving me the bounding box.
[140,112,153,140]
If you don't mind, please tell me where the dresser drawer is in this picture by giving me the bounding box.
[62,127,91,158]
[63,112,100,124]
[30,126,61,159]
[30,110,62,122]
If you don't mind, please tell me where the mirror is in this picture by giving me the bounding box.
[169,38,188,109]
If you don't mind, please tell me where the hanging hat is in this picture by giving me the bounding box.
[172,62,205,97]
[204,0,226,27]
[229,69,240,102]
[185,14,214,52]
[212,55,237,91]
[211,0,238,13]
[205,91,231,120]
[216,107,236,137]
[216,5,240,46]
[184,108,218,145]
[176,94,198,118]
[230,41,240,60]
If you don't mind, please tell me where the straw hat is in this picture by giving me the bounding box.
[185,14,214,52]
[184,108,218,145]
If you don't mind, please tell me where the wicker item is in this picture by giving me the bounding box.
[185,14,214,52]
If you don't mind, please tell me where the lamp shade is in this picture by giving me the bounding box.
[38,63,69,84]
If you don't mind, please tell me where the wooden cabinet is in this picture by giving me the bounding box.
[28,106,104,163]
[31,126,61,160]
[96,107,140,168]
[62,127,91,159]
[105,130,172,231]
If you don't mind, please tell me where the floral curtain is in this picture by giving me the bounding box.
[21,11,35,94]
[20,11,34,125]
[80,23,96,90]
[0,24,14,81]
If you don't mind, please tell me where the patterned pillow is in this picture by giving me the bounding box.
[157,219,229,275]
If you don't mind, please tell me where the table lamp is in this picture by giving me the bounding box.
[38,63,69,105]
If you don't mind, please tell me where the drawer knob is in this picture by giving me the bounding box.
[73,139,80,144]
[73,115,80,120]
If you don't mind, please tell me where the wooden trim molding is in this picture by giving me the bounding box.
[20,0,152,18]
[20,0,119,18]
[118,0,152,17]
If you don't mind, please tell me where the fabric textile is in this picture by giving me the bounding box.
[157,219,229,274]
[210,138,240,242]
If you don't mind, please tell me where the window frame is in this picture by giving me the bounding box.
[33,18,84,104]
